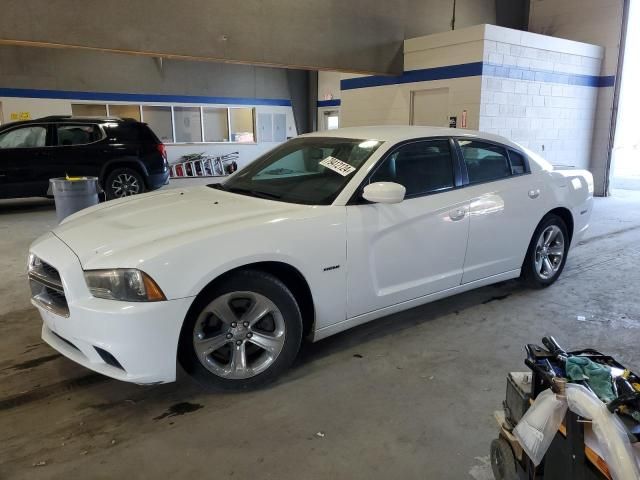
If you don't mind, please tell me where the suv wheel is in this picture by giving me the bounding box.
[105,168,146,200]
[178,270,303,391]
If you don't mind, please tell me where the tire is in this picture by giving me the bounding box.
[490,437,518,480]
[178,270,303,391]
[521,214,569,288]
[105,167,146,200]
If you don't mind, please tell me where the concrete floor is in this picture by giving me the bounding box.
[1,189,640,479]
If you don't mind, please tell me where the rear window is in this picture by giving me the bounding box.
[458,140,511,184]
[508,150,527,175]
[105,123,158,144]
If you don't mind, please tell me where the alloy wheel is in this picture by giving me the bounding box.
[534,225,565,280]
[111,173,141,197]
[192,291,286,379]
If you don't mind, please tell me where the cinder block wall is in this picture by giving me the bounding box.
[479,25,604,170]
[332,24,610,187]
[528,0,624,195]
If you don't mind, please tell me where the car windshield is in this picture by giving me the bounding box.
[214,137,382,205]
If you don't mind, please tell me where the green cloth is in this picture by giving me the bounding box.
[566,356,615,403]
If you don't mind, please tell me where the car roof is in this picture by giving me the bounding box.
[301,125,524,151]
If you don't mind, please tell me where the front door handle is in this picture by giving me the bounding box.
[449,208,466,221]
[528,189,540,199]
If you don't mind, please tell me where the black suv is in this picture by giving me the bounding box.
[0,116,169,200]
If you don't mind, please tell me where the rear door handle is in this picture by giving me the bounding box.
[449,208,466,221]
[528,189,540,199]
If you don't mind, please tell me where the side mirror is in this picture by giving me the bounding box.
[362,182,406,204]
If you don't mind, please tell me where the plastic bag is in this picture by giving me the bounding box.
[565,383,640,480]
[513,388,568,466]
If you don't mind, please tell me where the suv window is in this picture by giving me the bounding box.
[370,139,455,197]
[0,126,47,149]
[459,140,511,184]
[56,124,102,146]
[508,150,527,175]
[104,123,156,143]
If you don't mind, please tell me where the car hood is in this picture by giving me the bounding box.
[53,186,305,267]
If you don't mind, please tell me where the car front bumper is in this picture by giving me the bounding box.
[30,232,193,384]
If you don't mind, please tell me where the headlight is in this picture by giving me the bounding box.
[84,269,166,302]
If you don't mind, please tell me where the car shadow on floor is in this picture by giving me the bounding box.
[0,197,54,214]
[288,279,524,379]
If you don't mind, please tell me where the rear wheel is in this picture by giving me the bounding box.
[178,270,303,390]
[521,214,568,288]
[105,167,146,200]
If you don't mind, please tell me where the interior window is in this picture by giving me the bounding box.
[370,140,455,197]
[508,150,527,175]
[0,126,47,149]
[459,140,511,184]
[71,103,107,116]
[174,106,203,143]
[56,124,101,146]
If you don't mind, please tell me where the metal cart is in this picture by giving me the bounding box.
[491,338,640,480]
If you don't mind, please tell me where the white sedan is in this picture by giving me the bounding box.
[29,126,593,389]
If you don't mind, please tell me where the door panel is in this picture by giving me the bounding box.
[35,123,110,190]
[0,124,49,197]
[457,140,547,283]
[346,191,470,317]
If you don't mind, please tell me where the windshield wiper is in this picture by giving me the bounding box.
[224,186,282,200]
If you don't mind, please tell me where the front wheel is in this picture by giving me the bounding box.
[178,270,303,390]
[521,214,569,288]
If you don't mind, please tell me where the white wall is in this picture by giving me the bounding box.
[528,0,624,194]
[340,27,485,129]
[479,25,604,170]
[318,72,342,102]
[340,77,481,129]
[0,98,71,122]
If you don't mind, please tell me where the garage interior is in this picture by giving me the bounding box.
[1,1,639,479]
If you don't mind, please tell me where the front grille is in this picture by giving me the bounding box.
[40,261,61,283]
[29,256,69,317]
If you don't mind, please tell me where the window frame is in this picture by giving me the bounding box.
[228,106,257,144]
[0,123,53,149]
[349,136,464,204]
[453,137,531,186]
[506,148,530,177]
[52,122,106,147]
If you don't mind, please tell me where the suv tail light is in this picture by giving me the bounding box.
[157,143,167,161]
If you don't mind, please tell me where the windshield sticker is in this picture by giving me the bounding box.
[319,156,356,176]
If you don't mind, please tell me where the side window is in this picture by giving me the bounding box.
[370,140,455,197]
[508,150,527,175]
[56,124,102,146]
[459,140,511,184]
[0,126,47,149]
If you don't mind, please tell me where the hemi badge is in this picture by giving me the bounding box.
[323,265,340,272]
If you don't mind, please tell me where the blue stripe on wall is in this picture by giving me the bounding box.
[317,99,341,107]
[340,61,615,91]
[482,63,615,87]
[341,62,484,90]
[0,87,292,106]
